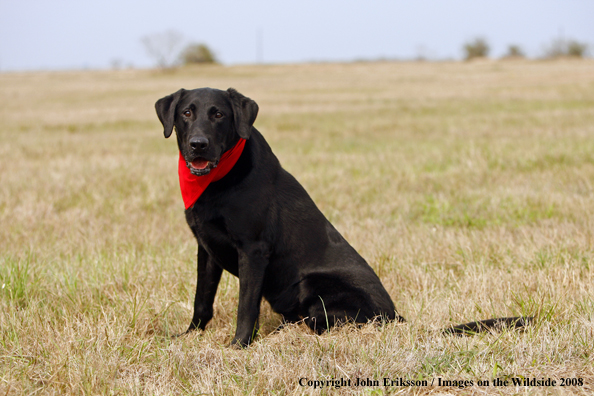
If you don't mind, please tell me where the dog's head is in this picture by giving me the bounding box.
[155,87,258,176]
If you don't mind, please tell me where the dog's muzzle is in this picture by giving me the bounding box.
[186,157,219,176]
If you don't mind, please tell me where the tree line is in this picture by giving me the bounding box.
[140,30,590,69]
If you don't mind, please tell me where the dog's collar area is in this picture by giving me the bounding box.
[178,138,246,209]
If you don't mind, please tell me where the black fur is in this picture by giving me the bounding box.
[155,87,530,346]
[443,316,534,336]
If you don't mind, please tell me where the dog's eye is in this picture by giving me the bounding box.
[183,110,192,117]
[215,112,223,119]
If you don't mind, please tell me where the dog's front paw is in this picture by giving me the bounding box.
[228,337,250,349]
[171,328,194,338]
[170,322,203,339]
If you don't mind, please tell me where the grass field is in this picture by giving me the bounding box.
[1,59,594,395]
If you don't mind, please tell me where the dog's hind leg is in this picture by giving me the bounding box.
[302,295,369,334]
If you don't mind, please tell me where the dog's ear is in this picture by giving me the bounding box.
[227,88,258,139]
[155,89,185,138]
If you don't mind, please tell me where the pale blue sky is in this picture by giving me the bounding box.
[0,0,592,70]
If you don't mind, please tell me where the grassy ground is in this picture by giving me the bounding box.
[1,59,593,395]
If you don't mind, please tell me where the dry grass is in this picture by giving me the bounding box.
[1,60,594,395]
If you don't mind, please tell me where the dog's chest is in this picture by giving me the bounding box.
[185,205,242,273]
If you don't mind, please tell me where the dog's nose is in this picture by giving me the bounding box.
[189,136,209,151]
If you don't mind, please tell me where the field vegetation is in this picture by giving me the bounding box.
[1,59,594,394]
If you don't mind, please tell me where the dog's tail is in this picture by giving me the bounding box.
[442,316,534,336]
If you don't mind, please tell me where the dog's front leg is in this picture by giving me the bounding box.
[230,243,269,347]
[186,244,223,333]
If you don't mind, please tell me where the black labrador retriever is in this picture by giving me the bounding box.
[155,87,530,346]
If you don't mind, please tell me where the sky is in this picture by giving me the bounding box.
[0,0,593,71]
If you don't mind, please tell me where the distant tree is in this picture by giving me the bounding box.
[141,30,184,69]
[504,44,525,58]
[543,38,589,58]
[179,43,218,64]
[463,38,490,60]
[567,40,588,57]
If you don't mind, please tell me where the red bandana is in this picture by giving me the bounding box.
[178,138,246,209]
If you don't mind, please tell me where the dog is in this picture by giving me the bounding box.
[155,87,531,346]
